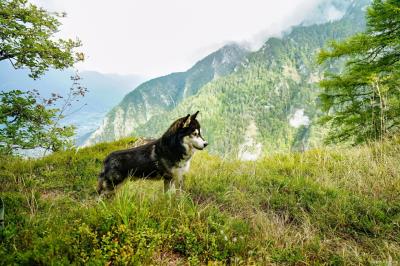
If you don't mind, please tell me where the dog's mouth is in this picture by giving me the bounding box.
[193,146,204,150]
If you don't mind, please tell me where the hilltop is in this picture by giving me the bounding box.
[1,137,399,264]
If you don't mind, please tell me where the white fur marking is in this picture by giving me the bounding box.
[171,159,191,177]
[169,158,191,191]
[184,129,207,151]
[150,145,156,160]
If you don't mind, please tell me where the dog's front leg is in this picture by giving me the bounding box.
[177,174,184,191]
[163,175,184,194]
[163,176,175,193]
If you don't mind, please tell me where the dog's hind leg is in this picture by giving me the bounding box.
[97,169,118,196]
[97,178,106,195]
[97,178,118,199]
[97,169,107,195]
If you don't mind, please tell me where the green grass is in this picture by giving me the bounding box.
[1,137,399,265]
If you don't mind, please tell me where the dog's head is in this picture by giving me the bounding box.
[177,111,208,150]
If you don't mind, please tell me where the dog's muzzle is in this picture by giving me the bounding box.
[195,142,208,150]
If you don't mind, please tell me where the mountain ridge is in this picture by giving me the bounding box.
[85,0,370,157]
[84,43,249,145]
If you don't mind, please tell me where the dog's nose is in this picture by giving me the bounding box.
[204,142,208,147]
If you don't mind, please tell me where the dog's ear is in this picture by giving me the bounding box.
[181,114,191,128]
[191,111,199,120]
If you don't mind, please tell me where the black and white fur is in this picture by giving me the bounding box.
[97,111,208,195]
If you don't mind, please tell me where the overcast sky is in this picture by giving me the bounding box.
[31,0,323,78]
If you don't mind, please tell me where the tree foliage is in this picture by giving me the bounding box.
[0,90,72,154]
[318,0,400,144]
[0,0,83,78]
[0,0,85,155]
[0,75,87,155]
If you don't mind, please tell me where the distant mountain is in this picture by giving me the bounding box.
[84,44,249,145]
[0,62,146,139]
[85,0,370,158]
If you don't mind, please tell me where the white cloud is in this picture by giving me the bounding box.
[30,0,329,77]
[289,109,311,128]
[238,121,263,161]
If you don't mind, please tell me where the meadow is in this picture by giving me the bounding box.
[0,137,399,265]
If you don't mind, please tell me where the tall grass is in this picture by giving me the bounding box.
[0,137,399,264]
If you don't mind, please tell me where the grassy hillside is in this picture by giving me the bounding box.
[1,137,399,265]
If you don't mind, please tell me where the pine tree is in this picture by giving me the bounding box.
[318,0,400,144]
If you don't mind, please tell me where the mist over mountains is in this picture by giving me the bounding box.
[84,0,369,158]
[0,0,370,155]
[0,62,145,140]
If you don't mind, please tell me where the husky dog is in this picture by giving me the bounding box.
[97,111,208,195]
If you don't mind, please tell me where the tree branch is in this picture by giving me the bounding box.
[0,51,16,61]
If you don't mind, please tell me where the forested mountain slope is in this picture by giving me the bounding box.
[84,44,248,145]
[86,0,369,158]
[135,1,368,157]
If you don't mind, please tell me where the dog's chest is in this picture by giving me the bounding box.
[170,158,191,177]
